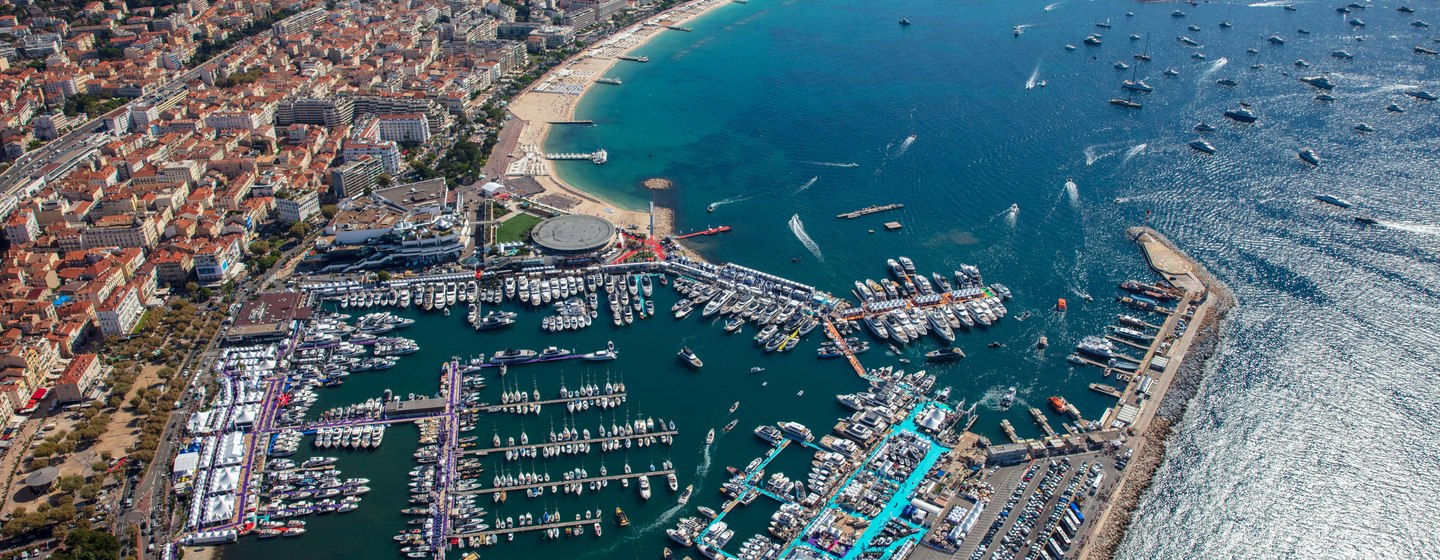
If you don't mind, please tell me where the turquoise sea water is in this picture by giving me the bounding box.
[227,0,1440,558]
[547,0,1440,557]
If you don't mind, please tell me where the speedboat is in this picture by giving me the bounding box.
[1298,148,1321,166]
[999,387,1017,409]
[1194,122,1216,133]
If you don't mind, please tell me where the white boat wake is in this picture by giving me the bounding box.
[1202,57,1229,78]
[1064,179,1079,203]
[1004,204,1019,227]
[1025,64,1042,89]
[789,214,825,261]
[1122,143,1148,164]
[1378,220,1440,237]
[1083,143,1120,165]
[894,134,918,157]
[696,441,712,478]
[1247,0,1292,6]
[801,161,860,168]
[1044,1,1066,11]
[794,176,819,194]
[707,194,753,210]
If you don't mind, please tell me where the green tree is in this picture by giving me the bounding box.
[375,173,394,189]
[321,204,338,219]
[288,221,311,237]
[376,271,392,282]
[184,281,200,293]
[52,527,121,560]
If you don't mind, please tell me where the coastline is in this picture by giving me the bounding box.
[1076,227,1236,560]
[497,0,738,239]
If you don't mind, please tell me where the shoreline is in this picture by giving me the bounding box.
[498,0,738,240]
[1076,227,1236,560]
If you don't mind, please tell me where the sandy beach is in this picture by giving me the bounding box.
[499,0,737,238]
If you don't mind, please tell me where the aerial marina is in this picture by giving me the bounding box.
[168,217,1225,560]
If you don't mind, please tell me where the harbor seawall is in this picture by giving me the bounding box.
[1081,227,1236,560]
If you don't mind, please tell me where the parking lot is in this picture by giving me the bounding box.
[949,448,1130,560]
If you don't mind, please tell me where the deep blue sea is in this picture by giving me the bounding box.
[542,0,1440,557]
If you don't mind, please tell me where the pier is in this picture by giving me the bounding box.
[452,469,676,495]
[475,391,628,413]
[1105,334,1152,351]
[1000,419,1020,443]
[1089,383,1124,398]
[836,203,904,219]
[449,518,599,539]
[461,430,677,456]
[547,120,595,125]
[673,225,731,239]
[471,353,594,369]
[665,25,693,31]
[1029,407,1057,437]
[821,318,868,378]
[617,55,649,62]
[545,151,604,161]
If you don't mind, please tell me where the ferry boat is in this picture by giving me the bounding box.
[678,347,703,369]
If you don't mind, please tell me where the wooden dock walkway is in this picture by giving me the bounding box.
[821,319,867,378]
[1029,408,1056,437]
[1000,419,1020,443]
[452,469,676,495]
[476,391,628,413]
[461,430,677,456]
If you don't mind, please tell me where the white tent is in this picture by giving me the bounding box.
[210,466,240,494]
[172,451,199,478]
[215,432,245,466]
[202,495,236,525]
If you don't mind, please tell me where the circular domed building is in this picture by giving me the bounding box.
[529,214,617,256]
